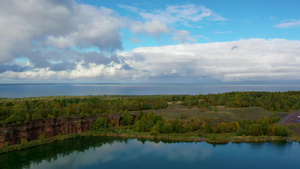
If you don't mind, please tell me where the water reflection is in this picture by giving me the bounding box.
[0,137,299,169]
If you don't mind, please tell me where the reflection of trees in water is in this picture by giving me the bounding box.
[0,137,128,169]
[137,138,195,144]
[1,137,191,169]
[0,137,295,169]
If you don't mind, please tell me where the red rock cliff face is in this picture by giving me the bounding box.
[0,116,97,147]
[0,113,129,148]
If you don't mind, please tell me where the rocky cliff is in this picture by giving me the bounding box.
[0,113,129,148]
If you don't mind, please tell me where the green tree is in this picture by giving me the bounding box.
[162,122,173,133]
[92,116,109,131]
[272,116,281,123]
[275,125,290,136]
[150,124,160,135]
[266,126,275,136]
[248,124,263,136]
[133,120,142,132]
[236,128,245,136]
[120,112,133,126]
[205,124,213,133]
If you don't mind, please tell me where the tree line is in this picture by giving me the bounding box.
[1,91,300,125]
[0,96,168,124]
[93,111,291,137]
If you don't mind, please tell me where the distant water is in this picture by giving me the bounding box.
[0,137,299,169]
[0,83,300,98]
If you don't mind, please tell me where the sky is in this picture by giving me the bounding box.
[0,0,300,84]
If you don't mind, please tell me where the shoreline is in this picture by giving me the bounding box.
[1,131,299,153]
[81,131,300,143]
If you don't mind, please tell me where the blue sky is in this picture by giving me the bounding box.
[81,0,300,50]
[85,0,300,41]
[0,0,300,84]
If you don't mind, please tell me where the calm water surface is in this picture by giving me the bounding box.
[0,83,300,98]
[0,137,299,169]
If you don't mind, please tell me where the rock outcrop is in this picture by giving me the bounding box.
[0,113,136,148]
[0,116,94,147]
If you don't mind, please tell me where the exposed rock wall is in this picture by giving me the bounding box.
[0,113,130,147]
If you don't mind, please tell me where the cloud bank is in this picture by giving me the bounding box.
[1,38,300,83]
[0,0,125,73]
[120,39,300,82]
[0,1,299,83]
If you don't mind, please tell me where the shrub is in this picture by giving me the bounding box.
[39,134,45,141]
[236,128,245,136]
[150,130,159,136]
[275,125,290,136]
[248,124,263,136]
[272,116,281,123]
[92,116,109,131]
[179,113,188,119]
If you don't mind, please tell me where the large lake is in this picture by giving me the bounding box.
[0,137,298,169]
[0,83,300,98]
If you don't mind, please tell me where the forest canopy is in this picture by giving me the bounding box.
[1,91,300,125]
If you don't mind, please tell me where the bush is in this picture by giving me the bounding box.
[266,126,275,136]
[150,130,159,136]
[179,113,188,119]
[236,128,245,136]
[120,112,133,126]
[275,125,290,136]
[39,134,45,141]
[272,116,281,123]
[92,116,109,131]
[20,138,28,144]
[248,124,263,136]
[205,124,213,133]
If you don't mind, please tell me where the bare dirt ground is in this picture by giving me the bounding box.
[279,110,300,125]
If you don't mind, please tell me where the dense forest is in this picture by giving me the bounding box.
[1,91,300,125]
[93,111,290,137]
[0,96,168,124]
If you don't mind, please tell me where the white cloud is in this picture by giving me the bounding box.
[0,0,124,65]
[1,38,300,82]
[122,4,225,43]
[120,3,223,24]
[0,1,299,83]
[130,20,170,38]
[274,19,300,28]
[0,61,126,80]
[122,4,225,27]
[1,39,300,82]
[45,6,124,50]
[173,30,196,43]
[120,39,300,82]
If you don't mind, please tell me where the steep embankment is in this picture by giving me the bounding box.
[0,114,123,147]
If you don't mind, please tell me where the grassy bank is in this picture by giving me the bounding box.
[1,130,300,154]
[81,130,300,144]
[1,133,296,154]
